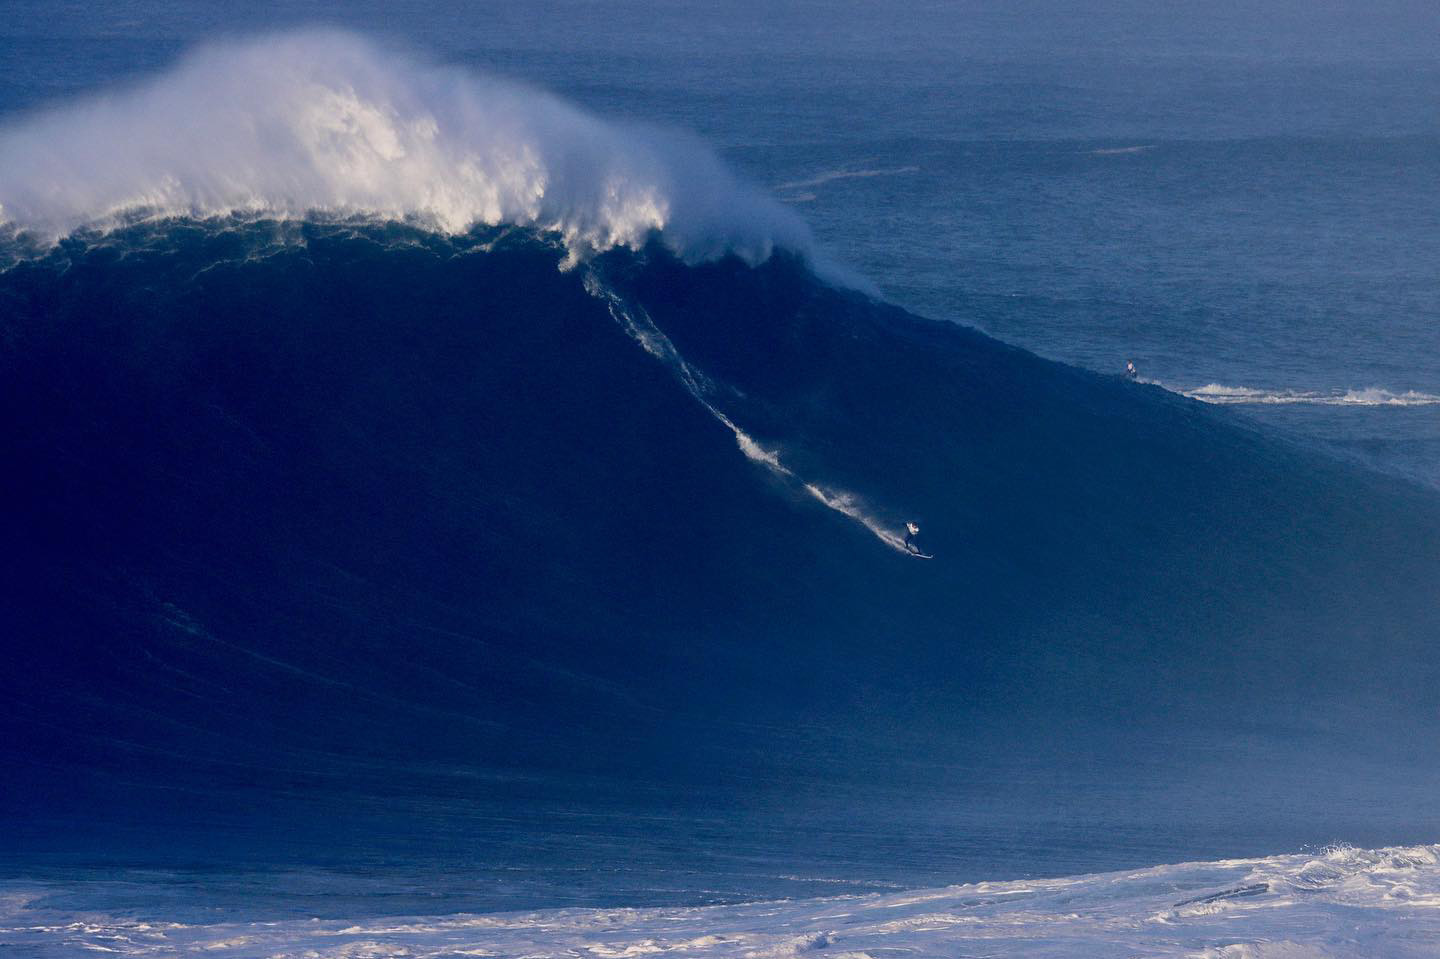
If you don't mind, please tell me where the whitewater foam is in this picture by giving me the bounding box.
[4,844,1437,957]
[1178,384,1440,407]
[0,30,829,272]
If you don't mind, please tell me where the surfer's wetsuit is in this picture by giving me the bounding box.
[904,526,919,553]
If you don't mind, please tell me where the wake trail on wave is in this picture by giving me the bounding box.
[0,30,863,286]
[583,272,914,555]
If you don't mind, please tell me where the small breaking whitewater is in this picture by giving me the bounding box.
[585,272,914,555]
[4,844,1438,957]
[1177,384,1440,407]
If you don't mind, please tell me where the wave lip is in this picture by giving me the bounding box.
[1180,383,1440,407]
[4,844,1437,957]
[0,29,825,272]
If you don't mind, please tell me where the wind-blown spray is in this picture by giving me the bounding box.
[0,30,825,272]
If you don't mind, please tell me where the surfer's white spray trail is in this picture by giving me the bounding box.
[585,273,912,554]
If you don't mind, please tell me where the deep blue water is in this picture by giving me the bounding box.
[2,0,1439,924]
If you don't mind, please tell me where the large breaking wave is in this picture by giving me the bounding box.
[3,29,1440,923]
[0,30,842,276]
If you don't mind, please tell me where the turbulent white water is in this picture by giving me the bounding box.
[4,844,1438,957]
[1179,384,1440,407]
[0,30,821,271]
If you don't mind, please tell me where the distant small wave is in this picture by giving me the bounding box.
[775,166,920,192]
[1181,384,1440,407]
[1090,145,1156,156]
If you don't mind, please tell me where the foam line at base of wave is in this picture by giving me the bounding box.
[1174,383,1440,407]
[3,843,1436,958]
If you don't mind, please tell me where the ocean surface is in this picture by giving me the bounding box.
[4,1,1436,488]
[2,3,1438,956]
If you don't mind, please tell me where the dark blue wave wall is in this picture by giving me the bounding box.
[2,222,1438,880]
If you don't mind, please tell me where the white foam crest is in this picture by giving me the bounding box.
[1180,384,1440,407]
[1247,844,1440,908]
[585,274,911,555]
[0,30,820,269]
[6,843,1439,957]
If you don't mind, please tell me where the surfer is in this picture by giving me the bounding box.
[904,522,921,554]
[1125,360,1138,380]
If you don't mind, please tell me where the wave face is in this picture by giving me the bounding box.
[5,844,1438,957]
[4,217,1440,889]
[0,31,827,274]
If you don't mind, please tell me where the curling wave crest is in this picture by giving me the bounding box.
[0,30,822,270]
